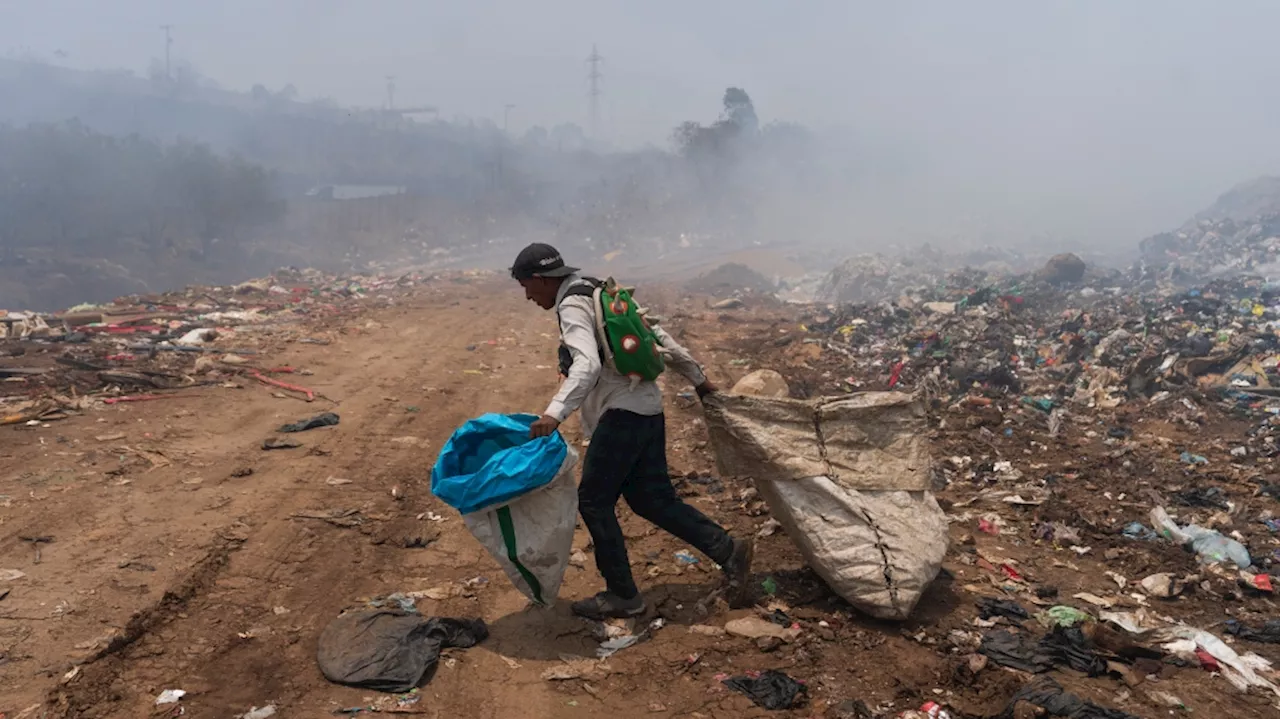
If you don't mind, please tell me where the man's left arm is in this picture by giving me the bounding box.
[652,324,718,397]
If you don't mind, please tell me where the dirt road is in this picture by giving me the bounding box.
[1,279,797,718]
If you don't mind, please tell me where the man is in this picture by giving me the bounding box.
[511,242,754,620]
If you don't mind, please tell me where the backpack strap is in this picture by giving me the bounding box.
[555,277,604,377]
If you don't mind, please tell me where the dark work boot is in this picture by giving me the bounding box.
[721,537,755,607]
[571,591,646,620]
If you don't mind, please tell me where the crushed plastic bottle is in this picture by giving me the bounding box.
[1150,507,1251,569]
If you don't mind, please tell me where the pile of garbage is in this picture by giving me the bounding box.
[1137,177,1280,282]
[694,239,1280,714]
[0,267,447,424]
[1139,215,1280,282]
[814,245,1046,305]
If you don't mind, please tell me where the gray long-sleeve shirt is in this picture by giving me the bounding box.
[544,274,707,436]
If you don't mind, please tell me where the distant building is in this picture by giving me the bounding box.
[305,184,407,201]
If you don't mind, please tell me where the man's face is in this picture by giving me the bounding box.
[519,277,558,310]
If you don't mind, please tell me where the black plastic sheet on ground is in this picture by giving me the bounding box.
[979,629,1054,673]
[979,626,1108,677]
[722,669,808,710]
[1224,618,1280,644]
[317,609,487,693]
[1003,677,1141,719]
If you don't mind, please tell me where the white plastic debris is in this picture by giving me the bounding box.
[155,689,186,705]
[1157,627,1280,697]
[177,328,218,345]
[596,635,640,658]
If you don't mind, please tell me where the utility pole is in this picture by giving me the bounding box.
[159,24,173,79]
[586,44,603,141]
[499,103,515,183]
[385,75,396,110]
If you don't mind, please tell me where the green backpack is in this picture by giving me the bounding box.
[557,277,666,382]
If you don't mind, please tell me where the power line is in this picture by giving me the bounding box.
[159,24,173,79]
[586,44,603,140]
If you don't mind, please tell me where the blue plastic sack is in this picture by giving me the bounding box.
[431,413,569,515]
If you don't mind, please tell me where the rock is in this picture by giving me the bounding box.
[725,616,800,642]
[755,636,783,652]
[1038,253,1086,284]
[825,700,875,719]
[731,369,790,399]
[1139,573,1182,598]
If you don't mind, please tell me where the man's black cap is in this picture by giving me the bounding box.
[510,243,579,281]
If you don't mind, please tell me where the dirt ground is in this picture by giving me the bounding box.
[1,277,1278,718]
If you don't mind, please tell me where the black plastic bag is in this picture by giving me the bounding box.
[1173,486,1229,509]
[976,597,1030,623]
[722,669,808,710]
[1040,625,1108,677]
[279,412,340,433]
[1003,677,1140,719]
[979,630,1054,673]
[317,609,487,692]
[1224,618,1280,644]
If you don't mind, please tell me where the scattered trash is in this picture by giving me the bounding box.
[756,518,783,538]
[673,550,699,565]
[1151,506,1252,568]
[1224,619,1280,644]
[237,706,277,719]
[261,437,302,450]
[1139,573,1184,598]
[1158,626,1280,696]
[278,411,340,432]
[1037,606,1092,628]
[1005,677,1139,719]
[597,635,641,658]
[976,597,1030,623]
[155,689,186,705]
[540,656,614,681]
[721,669,807,710]
[724,616,800,642]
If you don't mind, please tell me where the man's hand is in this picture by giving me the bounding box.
[695,379,719,399]
[529,414,561,438]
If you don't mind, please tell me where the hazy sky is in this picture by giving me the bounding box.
[7,1,1280,245]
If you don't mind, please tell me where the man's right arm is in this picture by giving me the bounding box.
[543,297,602,422]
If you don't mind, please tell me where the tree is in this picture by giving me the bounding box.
[721,87,758,134]
[0,123,282,259]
